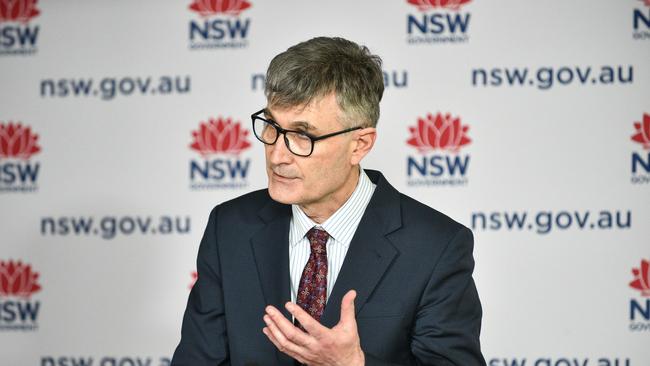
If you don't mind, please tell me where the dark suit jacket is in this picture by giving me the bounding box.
[171,170,485,366]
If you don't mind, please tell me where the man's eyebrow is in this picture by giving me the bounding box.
[263,109,275,120]
[263,109,317,132]
[262,108,275,121]
[288,121,317,131]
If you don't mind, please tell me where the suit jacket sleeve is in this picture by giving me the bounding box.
[366,226,485,366]
[171,206,231,366]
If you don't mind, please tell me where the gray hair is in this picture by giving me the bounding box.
[264,37,384,128]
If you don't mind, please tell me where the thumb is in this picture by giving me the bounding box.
[339,289,357,326]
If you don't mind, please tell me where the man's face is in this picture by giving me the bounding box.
[264,93,357,208]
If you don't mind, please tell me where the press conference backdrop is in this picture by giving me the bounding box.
[1,0,649,365]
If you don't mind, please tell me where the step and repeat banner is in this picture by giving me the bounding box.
[1,0,649,365]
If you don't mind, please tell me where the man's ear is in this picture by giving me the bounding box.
[350,128,377,165]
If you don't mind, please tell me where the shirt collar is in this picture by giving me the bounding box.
[290,168,375,247]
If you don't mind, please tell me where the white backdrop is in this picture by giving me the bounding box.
[1,0,649,365]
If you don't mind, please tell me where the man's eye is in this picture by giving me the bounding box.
[294,132,311,140]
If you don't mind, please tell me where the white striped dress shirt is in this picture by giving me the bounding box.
[289,169,377,304]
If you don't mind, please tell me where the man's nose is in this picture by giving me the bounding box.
[267,135,293,164]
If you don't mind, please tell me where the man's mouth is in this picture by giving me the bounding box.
[271,169,298,181]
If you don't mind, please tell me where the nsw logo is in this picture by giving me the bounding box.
[0,0,41,55]
[629,259,650,332]
[406,0,472,45]
[633,0,650,40]
[630,113,650,184]
[189,117,251,189]
[0,260,42,331]
[0,121,41,192]
[406,112,471,187]
[188,0,252,50]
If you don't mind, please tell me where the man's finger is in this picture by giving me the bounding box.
[286,302,327,338]
[262,326,279,346]
[263,315,308,357]
[339,290,357,326]
[265,306,312,347]
[262,326,307,364]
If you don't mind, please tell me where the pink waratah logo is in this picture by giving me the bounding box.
[0,260,41,299]
[189,271,198,290]
[0,122,41,160]
[0,0,40,23]
[189,0,251,16]
[630,259,650,297]
[631,113,650,150]
[640,0,650,8]
[407,0,471,11]
[190,117,251,156]
[407,113,471,153]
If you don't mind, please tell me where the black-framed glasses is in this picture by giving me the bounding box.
[251,108,362,157]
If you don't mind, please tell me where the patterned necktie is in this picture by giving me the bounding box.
[295,227,329,331]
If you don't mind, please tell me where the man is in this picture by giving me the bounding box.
[172,37,485,365]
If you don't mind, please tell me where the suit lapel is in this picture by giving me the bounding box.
[320,170,402,328]
[250,199,292,319]
[249,198,294,365]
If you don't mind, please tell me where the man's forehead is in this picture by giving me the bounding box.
[266,100,317,116]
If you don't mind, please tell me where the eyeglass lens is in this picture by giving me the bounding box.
[253,118,313,156]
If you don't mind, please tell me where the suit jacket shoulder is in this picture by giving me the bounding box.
[398,191,466,234]
[210,188,290,231]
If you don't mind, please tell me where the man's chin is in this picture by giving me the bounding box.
[268,188,299,205]
[267,182,301,205]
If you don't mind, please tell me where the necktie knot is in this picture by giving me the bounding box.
[306,227,328,255]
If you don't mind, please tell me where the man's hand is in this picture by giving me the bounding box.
[262,290,365,366]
